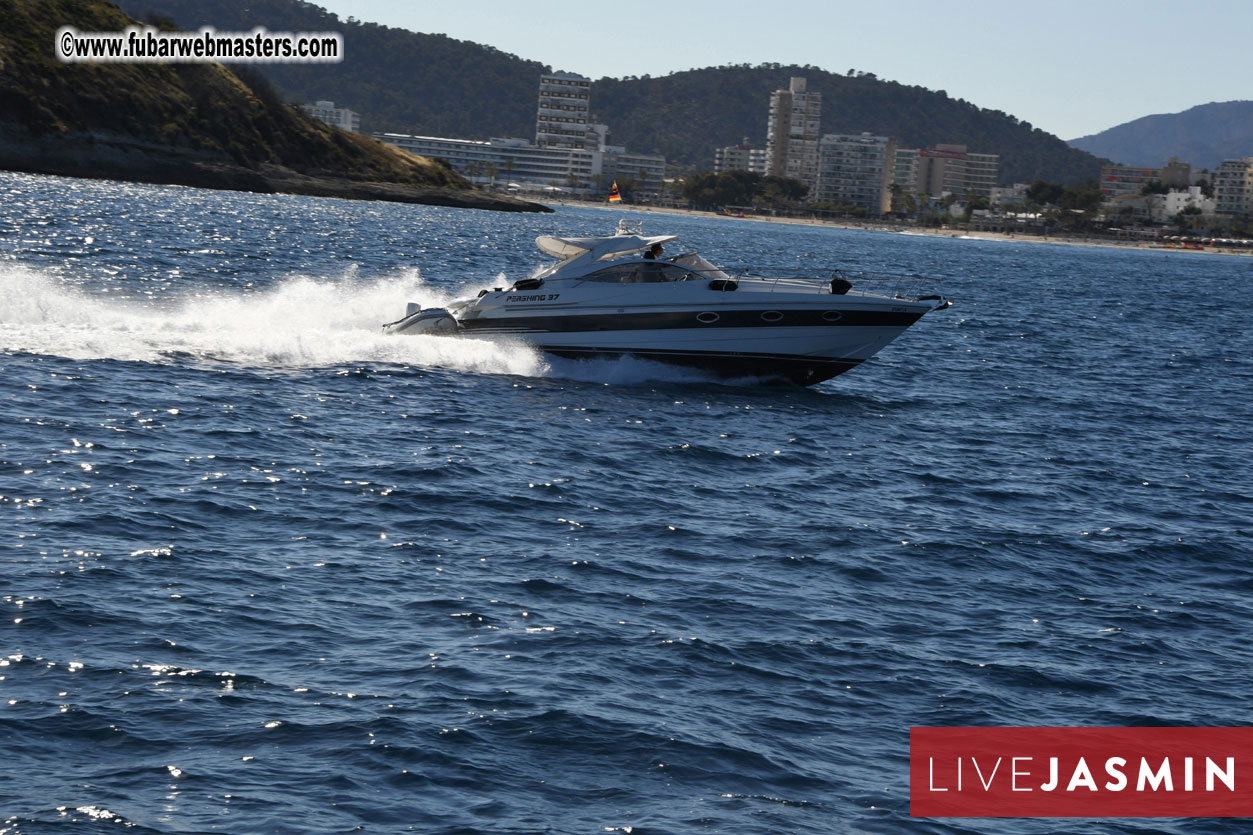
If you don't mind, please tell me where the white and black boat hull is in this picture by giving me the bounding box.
[456,305,936,385]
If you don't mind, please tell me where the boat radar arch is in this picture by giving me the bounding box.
[534,233,677,264]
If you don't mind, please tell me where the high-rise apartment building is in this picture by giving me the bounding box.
[536,72,592,150]
[1211,157,1253,215]
[815,133,896,215]
[765,77,822,195]
[890,148,920,211]
[964,152,1000,197]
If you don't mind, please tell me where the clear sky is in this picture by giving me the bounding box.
[315,0,1251,141]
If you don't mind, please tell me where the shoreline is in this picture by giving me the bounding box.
[0,131,551,214]
[544,199,1253,257]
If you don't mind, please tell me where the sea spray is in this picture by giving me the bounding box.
[0,262,548,376]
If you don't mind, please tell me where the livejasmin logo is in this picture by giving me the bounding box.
[928,753,1234,793]
[910,727,1253,817]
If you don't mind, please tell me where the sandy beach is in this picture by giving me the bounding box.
[545,199,1253,258]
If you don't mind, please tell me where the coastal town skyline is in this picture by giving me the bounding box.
[315,0,1253,144]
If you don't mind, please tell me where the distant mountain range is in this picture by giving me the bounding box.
[118,0,1108,185]
[1068,101,1253,170]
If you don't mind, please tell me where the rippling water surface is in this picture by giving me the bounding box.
[2,172,1251,834]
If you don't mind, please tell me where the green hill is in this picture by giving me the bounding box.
[593,66,1104,185]
[0,0,548,210]
[116,0,1107,185]
[117,0,551,140]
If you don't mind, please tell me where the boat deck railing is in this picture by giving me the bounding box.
[549,261,940,301]
[729,269,939,301]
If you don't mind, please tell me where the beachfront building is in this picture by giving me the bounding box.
[814,133,896,215]
[765,77,822,196]
[1099,165,1159,198]
[536,72,592,150]
[714,139,769,175]
[906,144,1000,200]
[964,152,1001,198]
[374,133,664,194]
[1104,192,1154,223]
[1154,186,1216,222]
[889,148,921,212]
[600,147,667,193]
[1211,157,1253,216]
[990,183,1030,207]
[377,134,594,189]
[582,122,666,191]
[1104,186,1216,225]
[300,100,360,133]
[1099,157,1192,197]
[892,149,918,190]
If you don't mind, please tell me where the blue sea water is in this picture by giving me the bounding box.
[1,171,1250,834]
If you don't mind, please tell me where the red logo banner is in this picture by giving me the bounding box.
[911,727,1253,817]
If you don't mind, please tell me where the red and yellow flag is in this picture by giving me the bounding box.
[608,181,622,203]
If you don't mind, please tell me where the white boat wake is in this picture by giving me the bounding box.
[0,264,547,377]
[0,263,732,385]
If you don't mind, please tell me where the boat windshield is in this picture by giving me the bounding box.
[669,253,730,279]
[580,262,701,283]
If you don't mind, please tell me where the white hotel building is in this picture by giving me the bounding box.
[535,72,592,150]
[376,134,664,194]
[377,134,595,187]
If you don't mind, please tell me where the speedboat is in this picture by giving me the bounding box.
[384,222,951,385]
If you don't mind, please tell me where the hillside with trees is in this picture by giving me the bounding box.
[118,0,552,139]
[121,0,1107,185]
[593,66,1103,185]
[0,0,547,209]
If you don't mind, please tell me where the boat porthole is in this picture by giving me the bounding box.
[822,310,843,322]
[697,312,720,324]
[761,310,783,323]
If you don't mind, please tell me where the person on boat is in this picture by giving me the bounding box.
[638,242,667,281]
